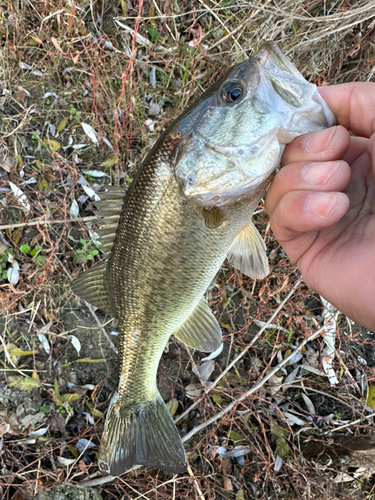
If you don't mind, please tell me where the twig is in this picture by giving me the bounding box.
[0,216,96,231]
[187,464,205,500]
[80,474,117,487]
[181,323,325,444]
[175,278,303,424]
[325,412,375,434]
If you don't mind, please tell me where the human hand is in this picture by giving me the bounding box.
[265,82,375,330]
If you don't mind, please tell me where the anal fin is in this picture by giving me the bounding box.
[227,221,269,279]
[173,298,222,352]
[71,262,112,315]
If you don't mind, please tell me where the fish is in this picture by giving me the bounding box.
[72,42,335,476]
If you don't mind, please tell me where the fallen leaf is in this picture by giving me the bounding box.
[79,460,89,474]
[8,376,39,391]
[73,357,105,363]
[100,156,117,168]
[81,123,98,144]
[166,399,179,416]
[9,182,31,211]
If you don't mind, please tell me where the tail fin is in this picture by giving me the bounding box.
[98,393,187,476]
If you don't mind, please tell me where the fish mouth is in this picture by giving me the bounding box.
[184,166,274,207]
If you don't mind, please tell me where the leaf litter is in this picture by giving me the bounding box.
[0,0,375,499]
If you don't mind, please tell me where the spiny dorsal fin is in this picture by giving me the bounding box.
[71,262,112,314]
[71,187,126,314]
[227,221,269,279]
[173,298,222,352]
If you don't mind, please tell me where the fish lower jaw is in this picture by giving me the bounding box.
[186,166,276,208]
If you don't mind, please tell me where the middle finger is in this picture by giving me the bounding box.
[265,160,351,216]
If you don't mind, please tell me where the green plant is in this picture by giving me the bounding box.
[0,247,13,280]
[74,238,99,264]
[19,244,47,265]
[69,105,81,122]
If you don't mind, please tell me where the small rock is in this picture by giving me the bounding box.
[34,484,103,500]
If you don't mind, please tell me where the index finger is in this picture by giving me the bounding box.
[318,82,375,138]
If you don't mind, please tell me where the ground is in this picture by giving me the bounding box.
[1,1,375,499]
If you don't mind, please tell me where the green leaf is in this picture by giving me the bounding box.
[271,424,289,439]
[86,402,103,417]
[20,244,30,253]
[147,27,159,43]
[54,377,61,400]
[61,393,81,403]
[100,156,117,168]
[166,399,179,416]
[276,436,291,458]
[57,118,68,133]
[212,395,223,404]
[228,430,247,445]
[73,357,106,363]
[367,385,375,409]
[8,347,38,356]
[30,245,41,256]
[44,139,61,150]
[40,404,51,413]
[35,255,46,265]
[8,376,39,391]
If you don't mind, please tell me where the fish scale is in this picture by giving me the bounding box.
[72,42,335,476]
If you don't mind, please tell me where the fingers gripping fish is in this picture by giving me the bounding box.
[72,43,335,476]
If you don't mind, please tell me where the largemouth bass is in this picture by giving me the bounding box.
[72,43,335,476]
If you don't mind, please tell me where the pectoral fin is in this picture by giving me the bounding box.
[227,221,269,279]
[173,299,222,352]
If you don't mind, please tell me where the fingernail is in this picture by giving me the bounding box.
[305,193,338,217]
[302,161,339,186]
[304,127,337,154]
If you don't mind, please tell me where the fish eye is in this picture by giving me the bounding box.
[219,82,244,105]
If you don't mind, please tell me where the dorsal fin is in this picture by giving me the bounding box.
[71,186,126,314]
[227,221,269,279]
[94,186,126,259]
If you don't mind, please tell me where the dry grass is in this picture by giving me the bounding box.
[1,1,375,499]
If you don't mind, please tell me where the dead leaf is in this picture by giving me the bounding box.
[79,460,89,475]
[223,476,233,492]
[13,90,26,104]
[1,155,16,173]
[51,37,63,53]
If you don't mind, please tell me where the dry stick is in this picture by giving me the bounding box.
[0,216,97,231]
[324,412,375,435]
[181,323,325,444]
[187,464,205,500]
[175,278,303,424]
